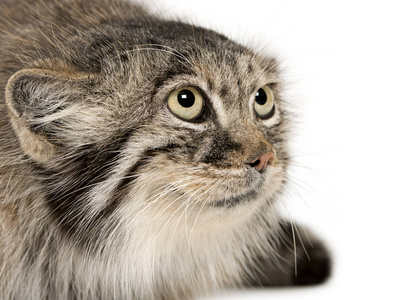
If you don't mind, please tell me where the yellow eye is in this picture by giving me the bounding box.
[254,85,275,119]
[168,87,204,121]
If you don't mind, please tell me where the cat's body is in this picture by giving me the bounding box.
[0,0,330,299]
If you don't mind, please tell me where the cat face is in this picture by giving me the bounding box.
[5,21,289,244]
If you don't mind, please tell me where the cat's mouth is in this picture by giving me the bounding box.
[207,160,285,210]
[147,153,282,211]
[165,169,262,209]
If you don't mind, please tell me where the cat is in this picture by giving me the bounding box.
[0,0,331,299]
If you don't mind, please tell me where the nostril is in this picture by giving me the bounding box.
[248,152,275,172]
[249,159,260,168]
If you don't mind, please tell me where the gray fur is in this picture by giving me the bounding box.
[0,0,330,299]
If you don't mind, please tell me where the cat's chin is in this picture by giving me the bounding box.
[209,188,259,208]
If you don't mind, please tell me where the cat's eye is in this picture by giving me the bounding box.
[254,85,275,119]
[167,87,204,121]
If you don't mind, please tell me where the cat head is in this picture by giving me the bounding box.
[5,20,290,245]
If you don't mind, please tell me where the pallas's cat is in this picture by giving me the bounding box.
[0,0,330,299]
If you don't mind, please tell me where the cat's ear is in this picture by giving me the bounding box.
[5,69,92,163]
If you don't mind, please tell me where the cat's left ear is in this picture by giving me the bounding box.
[5,68,93,163]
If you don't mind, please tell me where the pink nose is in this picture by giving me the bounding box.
[249,152,275,171]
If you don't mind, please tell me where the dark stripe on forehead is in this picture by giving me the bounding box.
[247,62,255,75]
[206,77,214,91]
[219,84,230,99]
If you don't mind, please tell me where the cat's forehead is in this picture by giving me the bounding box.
[145,28,280,97]
[116,21,279,86]
[190,49,279,95]
[163,25,280,89]
[96,21,280,91]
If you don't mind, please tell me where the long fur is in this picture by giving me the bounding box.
[0,0,326,299]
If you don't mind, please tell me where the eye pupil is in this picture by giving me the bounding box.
[255,88,267,105]
[177,89,195,108]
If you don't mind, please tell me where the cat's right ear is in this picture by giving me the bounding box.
[5,69,92,163]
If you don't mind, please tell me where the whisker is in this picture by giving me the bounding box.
[108,43,193,67]
[294,224,310,261]
[290,221,297,277]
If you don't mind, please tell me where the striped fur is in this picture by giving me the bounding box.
[0,0,329,299]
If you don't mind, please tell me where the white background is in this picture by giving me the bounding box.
[149,0,394,299]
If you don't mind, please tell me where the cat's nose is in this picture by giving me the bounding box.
[248,152,275,171]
